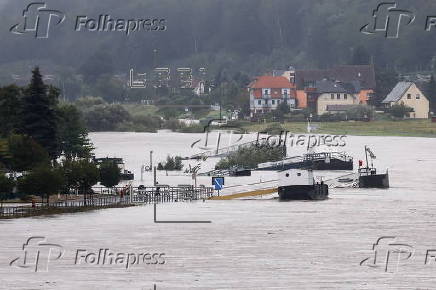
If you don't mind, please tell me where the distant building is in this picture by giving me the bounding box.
[248,75,296,117]
[295,65,376,109]
[305,79,361,115]
[382,82,430,119]
[192,79,208,96]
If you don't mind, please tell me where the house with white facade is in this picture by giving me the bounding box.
[248,75,296,117]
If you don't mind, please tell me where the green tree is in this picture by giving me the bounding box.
[21,67,59,159]
[373,67,399,107]
[99,161,121,188]
[67,159,99,205]
[57,104,94,159]
[346,105,375,120]
[426,74,436,112]
[157,155,184,171]
[0,85,22,137]
[0,174,14,207]
[83,104,131,131]
[18,165,64,205]
[3,134,49,173]
[389,104,414,119]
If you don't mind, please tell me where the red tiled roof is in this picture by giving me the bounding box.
[249,76,295,89]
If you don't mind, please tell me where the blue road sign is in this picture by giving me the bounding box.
[212,177,224,190]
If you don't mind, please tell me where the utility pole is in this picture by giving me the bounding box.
[153,166,157,186]
[220,85,223,120]
[150,150,153,171]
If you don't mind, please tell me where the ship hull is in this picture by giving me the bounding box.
[278,184,329,201]
[359,173,389,188]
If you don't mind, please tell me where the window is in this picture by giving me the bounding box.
[337,94,340,99]
[264,89,268,95]
[416,94,420,99]
[407,94,411,99]
[258,100,262,105]
[344,94,348,100]
[272,100,275,105]
[331,94,334,99]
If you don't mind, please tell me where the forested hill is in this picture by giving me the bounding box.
[1,0,436,79]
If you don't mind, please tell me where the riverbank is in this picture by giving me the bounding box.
[240,119,436,138]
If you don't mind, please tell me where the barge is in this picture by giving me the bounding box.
[257,152,353,171]
[278,169,329,201]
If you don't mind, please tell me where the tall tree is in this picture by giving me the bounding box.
[99,161,121,189]
[372,67,399,107]
[21,67,59,160]
[18,165,64,205]
[426,74,436,112]
[0,174,14,207]
[0,85,22,137]
[3,134,49,173]
[57,104,94,160]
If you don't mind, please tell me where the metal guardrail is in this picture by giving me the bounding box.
[0,196,130,218]
[0,186,215,218]
[130,186,214,204]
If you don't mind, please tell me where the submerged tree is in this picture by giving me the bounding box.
[0,174,15,207]
[99,161,121,189]
[57,104,94,159]
[65,159,99,205]
[18,165,64,205]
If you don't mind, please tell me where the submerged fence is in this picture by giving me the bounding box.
[0,186,215,218]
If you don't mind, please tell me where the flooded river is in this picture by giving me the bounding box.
[1,132,436,289]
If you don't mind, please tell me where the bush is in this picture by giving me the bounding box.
[18,165,64,204]
[215,144,286,170]
[99,161,121,188]
[157,155,184,171]
[0,174,15,203]
[389,104,414,119]
[346,105,375,120]
[263,123,285,135]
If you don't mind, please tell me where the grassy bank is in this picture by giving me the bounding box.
[242,120,436,138]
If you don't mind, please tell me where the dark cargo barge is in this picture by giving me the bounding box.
[278,169,329,201]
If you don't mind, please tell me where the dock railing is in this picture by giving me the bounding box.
[0,186,215,218]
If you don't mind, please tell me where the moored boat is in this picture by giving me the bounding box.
[358,146,389,188]
[278,169,329,201]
